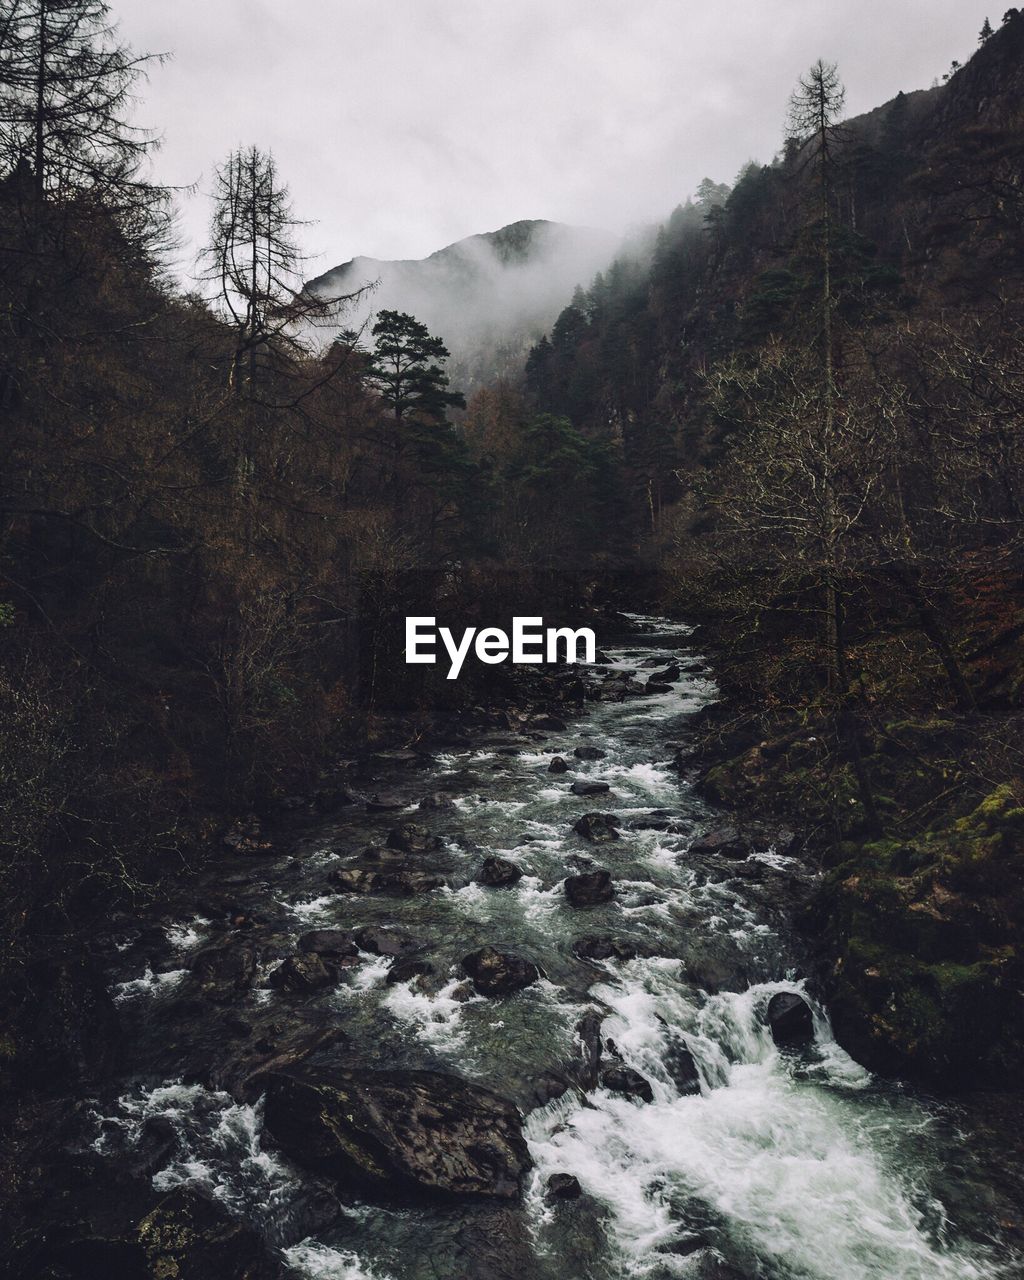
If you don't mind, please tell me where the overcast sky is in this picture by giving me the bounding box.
[114,0,989,275]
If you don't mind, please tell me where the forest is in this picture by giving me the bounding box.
[2,3,1024,1278]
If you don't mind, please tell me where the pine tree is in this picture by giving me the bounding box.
[980,16,995,40]
[367,310,465,424]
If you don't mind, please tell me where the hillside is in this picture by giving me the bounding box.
[306,219,621,391]
[522,13,1024,1086]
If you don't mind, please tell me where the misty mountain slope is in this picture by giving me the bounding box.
[306,219,620,391]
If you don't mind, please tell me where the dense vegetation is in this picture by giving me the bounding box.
[523,15,1024,1084]
[0,3,615,994]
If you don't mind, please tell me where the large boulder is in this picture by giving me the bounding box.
[418,792,456,811]
[546,1173,582,1202]
[564,871,614,907]
[572,813,620,843]
[646,664,681,683]
[766,992,815,1046]
[206,1024,348,1101]
[365,793,406,812]
[463,946,539,997]
[386,957,435,986]
[262,1069,531,1200]
[548,756,570,774]
[477,857,524,888]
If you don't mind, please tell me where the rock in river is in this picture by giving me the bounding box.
[600,1065,654,1103]
[571,780,611,796]
[298,928,359,958]
[572,935,637,962]
[564,870,615,907]
[463,945,539,996]
[766,991,815,1046]
[477,856,524,888]
[262,1068,532,1200]
[548,755,570,774]
[573,745,606,760]
[267,952,340,995]
[354,924,418,956]
[190,939,259,1002]
[330,866,445,896]
[386,823,444,854]
[573,812,620,843]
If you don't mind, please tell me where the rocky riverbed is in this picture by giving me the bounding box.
[7,616,1023,1280]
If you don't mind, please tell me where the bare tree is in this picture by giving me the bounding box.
[200,146,365,399]
[0,0,163,212]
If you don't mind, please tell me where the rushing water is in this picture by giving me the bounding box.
[93,616,1022,1280]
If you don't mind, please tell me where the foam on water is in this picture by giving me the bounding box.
[91,1080,305,1228]
[284,1240,394,1280]
[283,893,342,924]
[527,965,1000,1280]
[383,974,481,1055]
[111,966,188,1003]
[165,917,211,951]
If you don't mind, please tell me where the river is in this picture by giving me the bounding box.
[90,615,1022,1280]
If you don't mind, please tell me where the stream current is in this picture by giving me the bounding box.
[92,616,1022,1280]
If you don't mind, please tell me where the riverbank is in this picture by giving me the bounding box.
[683,606,1024,1093]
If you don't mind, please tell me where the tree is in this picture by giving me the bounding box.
[980,16,995,40]
[200,145,359,398]
[0,0,162,211]
[367,310,465,424]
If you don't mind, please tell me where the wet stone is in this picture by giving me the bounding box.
[767,992,815,1046]
[565,870,615,907]
[354,925,418,956]
[572,935,637,962]
[463,946,539,997]
[477,856,524,888]
[546,1173,583,1201]
[570,780,611,796]
[573,812,620,843]
[297,929,359,958]
[600,1065,654,1103]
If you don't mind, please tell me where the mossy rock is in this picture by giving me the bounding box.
[137,1186,277,1280]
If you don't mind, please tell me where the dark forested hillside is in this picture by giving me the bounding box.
[525,13,1024,1085]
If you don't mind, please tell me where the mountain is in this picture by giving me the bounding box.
[306,219,621,392]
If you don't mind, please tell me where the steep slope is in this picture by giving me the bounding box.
[523,13,1024,1088]
[307,219,620,391]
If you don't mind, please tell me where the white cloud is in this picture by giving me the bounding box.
[114,0,988,274]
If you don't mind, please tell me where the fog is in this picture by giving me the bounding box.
[307,219,625,387]
[114,0,990,278]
